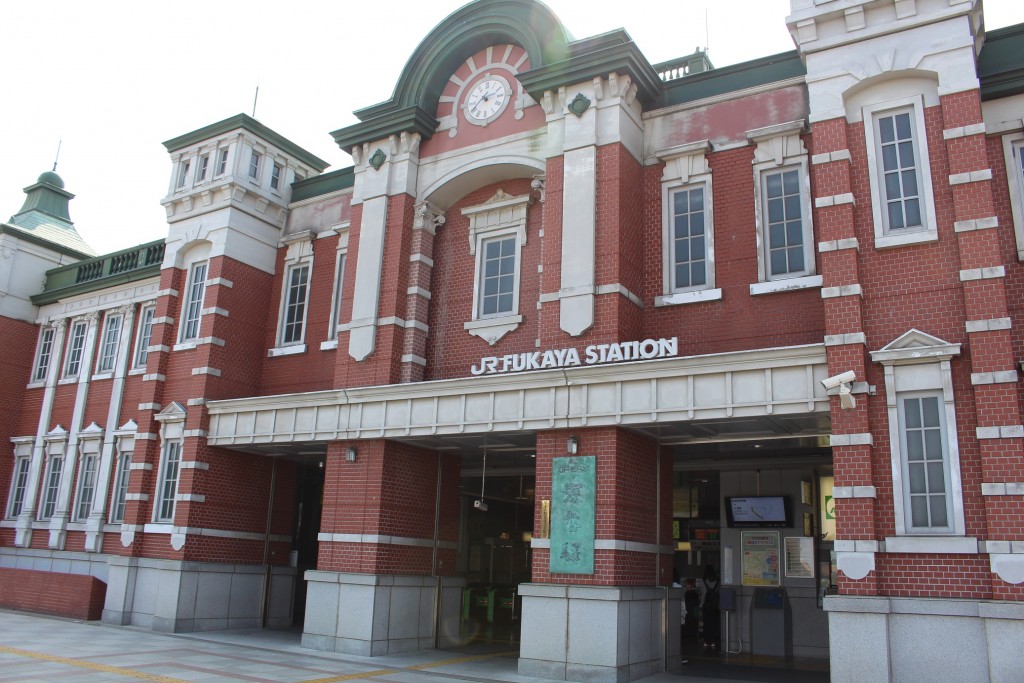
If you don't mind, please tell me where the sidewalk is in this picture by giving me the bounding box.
[0,610,827,683]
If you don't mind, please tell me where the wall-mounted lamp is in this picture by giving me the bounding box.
[345,446,357,463]
[567,436,579,455]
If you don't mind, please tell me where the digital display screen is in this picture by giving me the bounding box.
[725,496,791,528]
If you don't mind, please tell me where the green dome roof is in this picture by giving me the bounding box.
[37,170,65,189]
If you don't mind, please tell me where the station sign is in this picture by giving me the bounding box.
[471,336,679,376]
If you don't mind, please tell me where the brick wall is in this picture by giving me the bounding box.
[0,568,105,620]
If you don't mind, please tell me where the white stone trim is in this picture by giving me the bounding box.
[155,289,179,300]
[142,524,290,543]
[172,342,197,352]
[824,333,866,346]
[182,430,208,438]
[317,532,457,550]
[976,426,1024,440]
[834,540,880,552]
[655,288,722,307]
[142,374,166,383]
[811,149,852,164]
[596,283,644,309]
[134,432,158,441]
[151,316,176,326]
[749,275,822,296]
[1001,131,1024,260]
[942,123,986,140]
[981,483,1024,496]
[832,485,877,498]
[410,253,435,267]
[970,371,1018,385]
[821,284,863,299]
[191,367,222,377]
[401,355,427,366]
[186,398,206,406]
[129,463,153,471]
[138,403,161,412]
[206,277,234,288]
[125,493,149,501]
[175,494,205,503]
[959,266,1006,282]
[965,317,1011,333]
[201,307,230,318]
[830,433,874,447]
[407,286,432,300]
[464,315,523,345]
[948,169,993,185]
[818,238,859,252]
[883,536,979,554]
[814,192,855,208]
[954,217,998,233]
[268,345,306,358]
[179,461,210,470]
[147,344,171,354]
[194,337,225,347]
[320,340,339,351]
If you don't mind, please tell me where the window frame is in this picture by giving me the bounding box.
[196,154,210,183]
[476,232,520,319]
[6,455,31,519]
[278,261,311,347]
[176,159,191,189]
[73,452,99,521]
[38,453,64,520]
[31,326,55,383]
[328,249,347,341]
[109,448,132,524]
[270,162,283,191]
[863,96,937,249]
[665,183,712,293]
[215,147,229,176]
[248,150,261,181]
[63,319,88,379]
[179,261,208,342]
[1001,131,1024,261]
[95,312,123,374]
[133,304,156,369]
[759,165,814,281]
[154,440,182,523]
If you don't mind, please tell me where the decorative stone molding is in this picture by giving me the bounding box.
[412,201,445,234]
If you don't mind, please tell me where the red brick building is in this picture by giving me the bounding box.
[2,1,1023,681]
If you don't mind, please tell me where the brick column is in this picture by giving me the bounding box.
[401,201,444,382]
[519,427,675,682]
[941,90,1024,601]
[303,439,462,655]
[810,116,880,595]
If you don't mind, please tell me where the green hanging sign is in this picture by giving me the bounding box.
[550,455,596,575]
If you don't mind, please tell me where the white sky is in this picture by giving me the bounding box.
[2,0,1021,256]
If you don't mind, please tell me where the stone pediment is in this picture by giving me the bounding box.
[154,401,187,422]
[870,329,961,365]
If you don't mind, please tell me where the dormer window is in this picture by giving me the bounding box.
[176,160,190,189]
[196,154,209,182]
[215,148,229,176]
[248,151,261,180]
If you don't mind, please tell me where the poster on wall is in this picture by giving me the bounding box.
[785,536,815,578]
[741,531,780,586]
[549,456,596,574]
[819,475,835,541]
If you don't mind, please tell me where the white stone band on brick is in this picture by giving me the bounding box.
[134,432,158,440]
[830,433,873,447]
[202,307,230,317]
[832,485,877,498]
[206,277,233,288]
[976,425,1024,439]
[818,237,859,253]
[821,284,862,299]
[194,337,226,347]
[147,345,170,354]
[154,289,179,299]
[175,494,205,503]
[142,374,166,382]
[407,286,432,299]
[970,371,1018,385]
[268,345,305,358]
[954,217,998,233]
[182,429,208,438]
[410,253,435,267]
[655,288,722,307]
[959,266,1005,281]
[965,317,1012,333]
[834,539,879,552]
[811,149,852,164]
[981,483,1024,496]
[949,169,993,185]
[814,193,855,208]
[186,398,206,406]
[138,403,161,411]
[750,275,822,296]
[401,354,427,366]
[180,461,210,470]
[824,333,866,346]
[129,463,154,471]
[943,123,986,139]
[191,367,221,377]
[125,493,150,501]
[317,532,458,550]
[143,524,290,543]
[596,283,644,309]
[151,316,175,325]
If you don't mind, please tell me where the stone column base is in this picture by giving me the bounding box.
[102,556,295,632]
[301,571,465,656]
[826,595,1024,683]
[517,583,681,683]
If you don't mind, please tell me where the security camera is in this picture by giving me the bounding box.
[473,499,488,512]
[821,370,856,390]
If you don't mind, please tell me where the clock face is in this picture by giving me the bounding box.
[465,77,509,124]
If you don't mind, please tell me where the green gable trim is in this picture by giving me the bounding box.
[0,224,93,260]
[331,107,440,154]
[290,167,354,203]
[518,29,663,106]
[163,114,328,172]
[659,50,806,108]
[33,240,166,305]
[979,23,1024,101]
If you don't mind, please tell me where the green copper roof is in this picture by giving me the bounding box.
[290,167,354,203]
[164,114,329,172]
[6,171,96,257]
[32,240,165,305]
[659,50,805,108]
[979,22,1024,101]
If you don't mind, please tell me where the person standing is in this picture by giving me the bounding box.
[701,565,721,652]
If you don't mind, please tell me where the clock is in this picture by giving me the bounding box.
[464,75,511,126]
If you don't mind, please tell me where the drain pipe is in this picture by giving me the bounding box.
[656,447,669,671]
[432,451,444,649]
[260,459,277,628]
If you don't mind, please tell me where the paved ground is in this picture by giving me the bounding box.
[0,610,829,683]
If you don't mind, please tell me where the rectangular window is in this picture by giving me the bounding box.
[176,160,190,189]
[479,235,517,317]
[155,441,182,522]
[196,154,209,182]
[95,313,123,373]
[280,263,311,345]
[6,456,30,518]
[248,151,261,180]
[876,109,923,231]
[64,320,88,378]
[899,394,952,532]
[329,253,347,340]
[762,168,807,278]
[180,262,208,341]
[134,305,156,369]
[40,455,64,520]
[32,327,55,383]
[670,186,707,290]
[270,163,282,191]
[110,450,132,523]
[74,454,99,520]
[215,148,229,176]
